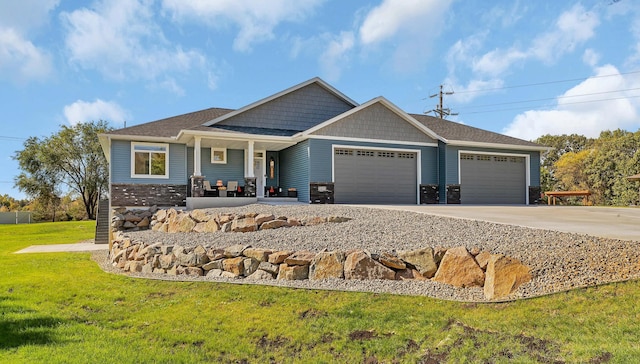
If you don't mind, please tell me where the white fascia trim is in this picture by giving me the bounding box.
[307,134,437,148]
[98,134,111,163]
[202,77,359,127]
[331,144,423,204]
[457,149,531,205]
[302,96,443,142]
[104,134,178,143]
[447,139,551,152]
[178,130,295,144]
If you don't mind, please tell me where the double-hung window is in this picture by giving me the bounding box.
[131,142,169,178]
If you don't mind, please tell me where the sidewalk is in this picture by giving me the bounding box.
[15,242,109,254]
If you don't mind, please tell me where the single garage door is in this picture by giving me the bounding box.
[459,153,526,204]
[333,148,417,204]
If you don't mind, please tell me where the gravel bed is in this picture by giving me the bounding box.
[96,204,640,302]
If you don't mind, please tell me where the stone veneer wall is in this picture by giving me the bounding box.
[111,184,187,207]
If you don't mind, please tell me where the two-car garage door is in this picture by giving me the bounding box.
[459,153,527,204]
[333,148,417,204]
[331,148,527,204]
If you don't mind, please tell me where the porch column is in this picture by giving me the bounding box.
[193,136,202,176]
[247,140,255,177]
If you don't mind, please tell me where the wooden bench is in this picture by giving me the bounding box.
[544,190,591,206]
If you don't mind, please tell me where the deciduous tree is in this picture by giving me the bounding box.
[14,121,112,220]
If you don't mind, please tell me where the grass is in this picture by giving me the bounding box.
[1,222,639,363]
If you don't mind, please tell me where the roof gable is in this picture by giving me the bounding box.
[205,78,357,133]
[305,97,439,144]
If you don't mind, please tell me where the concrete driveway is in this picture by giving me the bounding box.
[356,205,640,241]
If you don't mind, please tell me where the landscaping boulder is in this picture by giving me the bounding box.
[254,213,275,225]
[231,217,258,232]
[202,260,223,271]
[398,247,438,278]
[189,209,211,223]
[258,262,280,275]
[159,254,175,270]
[284,251,315,266]
[243,248,272,262]
[309,251,345,280]
[167,213,196,233]
[223,257,245,276]
[224,244,250,258]
[260,219,288,230]
[433,246,485,288]
[193,220,219,233]
[243,258,260,276]
[344,251,395,280]
[268,251,293,264]
[395,268,426,281]
[277,264,309,280]
[484,254,531,300]
[379,252,406,270]
[475,251,492,270]
[246,269,276,280]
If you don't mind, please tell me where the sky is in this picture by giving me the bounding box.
[1,0,639,199]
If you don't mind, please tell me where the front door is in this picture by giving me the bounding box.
[253,158,264,197]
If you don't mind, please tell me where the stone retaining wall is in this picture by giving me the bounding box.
[112,207,350,233]
[110,237,531,300]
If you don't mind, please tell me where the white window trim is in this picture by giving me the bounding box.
[131,142,169,179]
[211,147,227,164]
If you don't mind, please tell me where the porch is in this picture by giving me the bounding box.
[183,133,300,200]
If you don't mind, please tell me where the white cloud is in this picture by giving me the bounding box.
[582,49,601,67]
[0,27,52,83]
[358,0,453,71]
[529,4,599,63]
[162,0,325,52]
[445,4,602,105]
[319,31,355,82]
[503,65,640,140]
[0,0,60,33]
[63,99,129,126]
[0,1,57,84]
[359,0,450,45]
[445,78,505,104]
[61,0,206,89]
[472,48,527,77]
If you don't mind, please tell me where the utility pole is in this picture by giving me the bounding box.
[427,84,458,119]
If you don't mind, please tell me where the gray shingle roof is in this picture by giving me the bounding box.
[410,113,542,147]
[107,107,233,138]
[104,103,543,149]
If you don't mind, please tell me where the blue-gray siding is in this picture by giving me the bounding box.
[111,140,187,184]
[438,141,448,202]
[279,140,310,202]
[217,83,354,132]
[311,102,437,144]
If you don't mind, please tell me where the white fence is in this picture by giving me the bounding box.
[0,212,32,224]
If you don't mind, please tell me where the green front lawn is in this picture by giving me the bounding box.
[0,222,638,363]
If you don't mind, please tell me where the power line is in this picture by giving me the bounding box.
[0,136,27,141]
[461,94,640,115]
[454,69,640,94]
[455,86,640,111]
